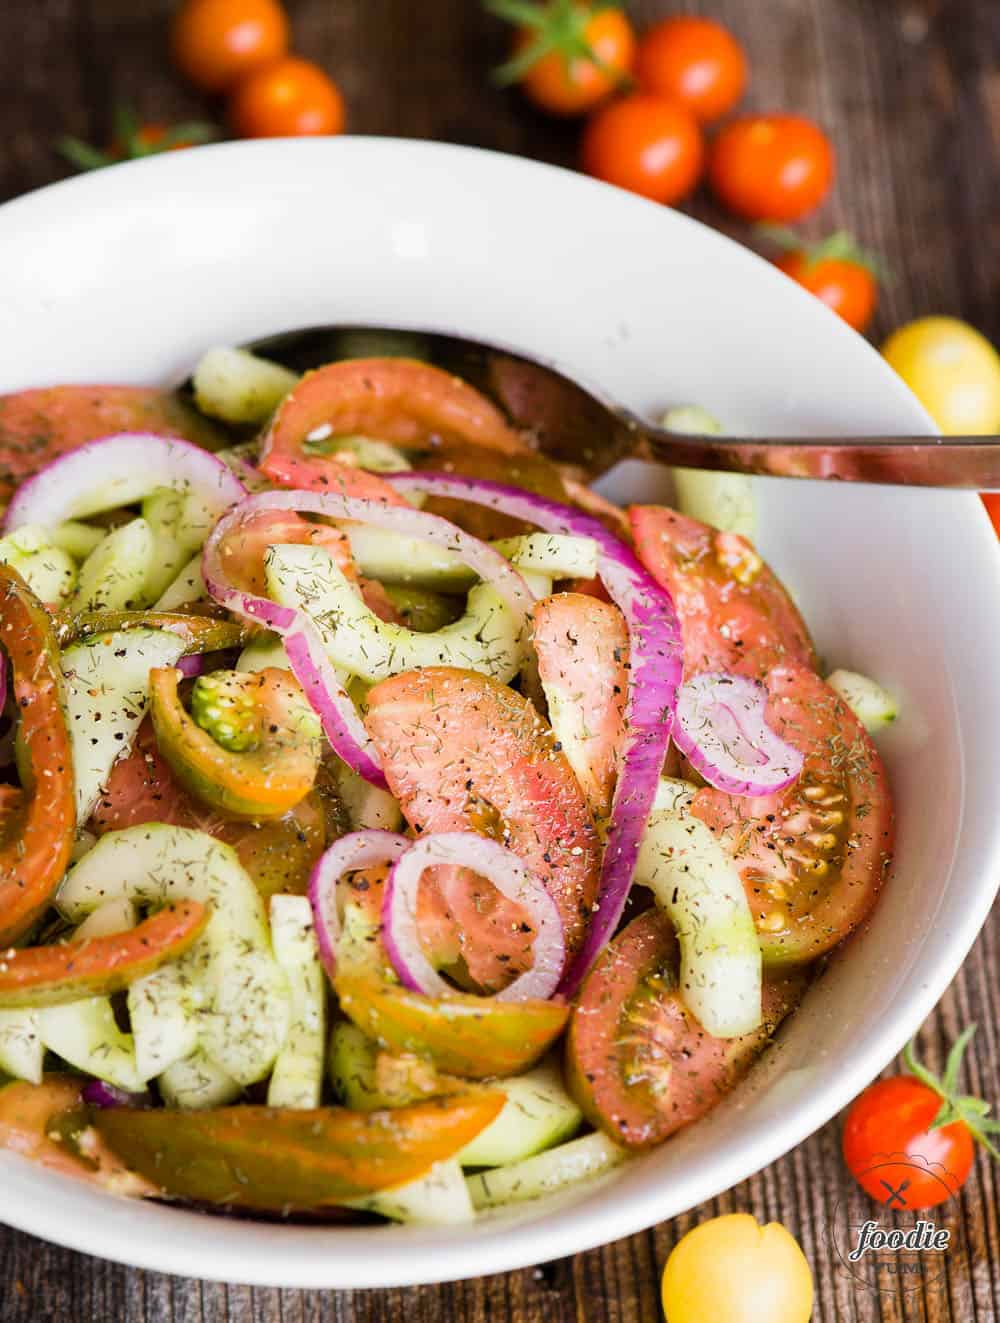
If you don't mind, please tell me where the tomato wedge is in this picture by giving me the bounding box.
[691,664,893,965]
[0,901,208,1008]
[365,667,601,991]
[0,1075,155,1194]
[335,970,569,1078]
[0,568,76,947]
[0,385,222,503]
[91,717,329,898]
[629,506,815,679]
[532,593,628,820]
[90,1092,504,1209]
[566,908,802,1148]
[64,609,247,655]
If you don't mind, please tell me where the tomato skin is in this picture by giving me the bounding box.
[581,93,704,205]
[882,317,1000,435]
[171,0,289,93]
[662,1214,814,1323]
[635,17,747,123]
[229,57,345,138]
[775,251,877,333]
[511,6,636,117]
[982,493,1000,536]
[692,665,893,966]
[708,114,834,221]
[843,1076,973,1209]
[628,506,816,681]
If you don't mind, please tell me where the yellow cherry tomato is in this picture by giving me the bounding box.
[882,316,1000,435]
[661,1213,814,1323]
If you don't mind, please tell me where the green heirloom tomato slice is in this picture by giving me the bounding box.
[90,1092,505,1210]
[365,667,600,991]
[334,970,569,1079]
[691,664,894,965]
[566,909,802,1149]
[64,609,248,655]
[0,567,76,946]
[0,901,208,1008]
[629,506,816,680]
[0,385,223,504]
[149,667,321,820]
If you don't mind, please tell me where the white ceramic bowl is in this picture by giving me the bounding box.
[0,139,997,1289]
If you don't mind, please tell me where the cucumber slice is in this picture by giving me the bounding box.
[154,554,207,610]
[826,669,898,732]
[348,1159,474,1225]
[329,1020,439,1110]
[38,996,143,1091]
[61,628,187,822]
[266,543,526,685]
[58,825,290,1087]
[129,965,200,1081]
[141,489,205,602]
[662,406,756,538]
[636,778,762,1038]
[466,1132,628,1210]
[267,895,327,1109]
[456,1059,582,1168]
[0,525,77,604]
[193,346,299,426]
[332,763,403,833]
[0,1010,43,1083]
[345,529,597,589]
[662,405,723,436]
[74,896,138,938]
[159,1050,242,1109]
[51,520,104,561]
[236,634,292,673]
[71,517,156,613]
[304,433,411,474]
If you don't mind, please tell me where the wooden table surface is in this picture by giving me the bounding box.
[0,1,997,1319]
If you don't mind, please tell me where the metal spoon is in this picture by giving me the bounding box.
[247,324,1000,488]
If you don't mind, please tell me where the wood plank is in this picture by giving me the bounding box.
[0,0,996,1319]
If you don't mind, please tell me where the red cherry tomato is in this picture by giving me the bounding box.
[494,1,636,117]
[229,57,346,138]
[843,1029,997,1210]
[773,238,879,333]
[581,93,704,205]
[171,0,290,94]
[708,113,834,221]
[981,493,1000,535]
[635,16,747,123]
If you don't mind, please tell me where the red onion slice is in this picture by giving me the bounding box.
[82,1079,151,1109]
[202,488,536,785]
[307,829,410,978]
[384,472,684,997]
[382,832,565,1003]
[4,433,246,532]
[674,672,804,796]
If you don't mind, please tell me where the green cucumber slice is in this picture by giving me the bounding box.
[159,1050,242,1109]
[193,346,299,426]
[267,895,327,1109]
[0,525,77,604]
[0,1010,43,1084]
[456,1059,582,1168]
[38,996,143,1092]
[344,529,597,589]
[466,1132,628,1210]
[72,518,156,613]
[50,520,104,561]
[826,669,898,732]
[348,1159,474,1224]
[154,554,207,610]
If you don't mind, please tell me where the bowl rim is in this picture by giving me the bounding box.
[0,135,998,1289]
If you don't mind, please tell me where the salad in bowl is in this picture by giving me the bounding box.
[0,345,893,1224]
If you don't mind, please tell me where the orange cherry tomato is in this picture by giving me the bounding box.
[982,493,1000,536]
[229,56,346,138]
[495,1,636,117]
[708,114,834,221]
[635,16,747,123]
[768,231,880,332]
[171,0,290,94]
[581,93,704,205]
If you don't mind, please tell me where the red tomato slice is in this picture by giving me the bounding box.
[566,908,802,1147]
[218,508,357,595]
[629,505,816,679]
[257,451,411,505]
[0,385,221,502]
[92,717,327,898]
[365,667,601,991]
[532,592,628,820]
[692,665,893,965]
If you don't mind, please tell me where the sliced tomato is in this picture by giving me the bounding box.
[692,665,893,965]
[90,1091,504,1209]
[532,593,628,820]
[0,1076,155,1194]
[0,901,208,1008]
[0,385,222,502]
[91,717,328,898]
[218,508,357,596]
[629,506,815,679]
[335,970,569,1078]
[365,667,601,991]
[257,451,411,504]
[566,908,802,1148]
[0,568,76,946]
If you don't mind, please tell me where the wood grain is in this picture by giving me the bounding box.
[0,1,997,1319]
